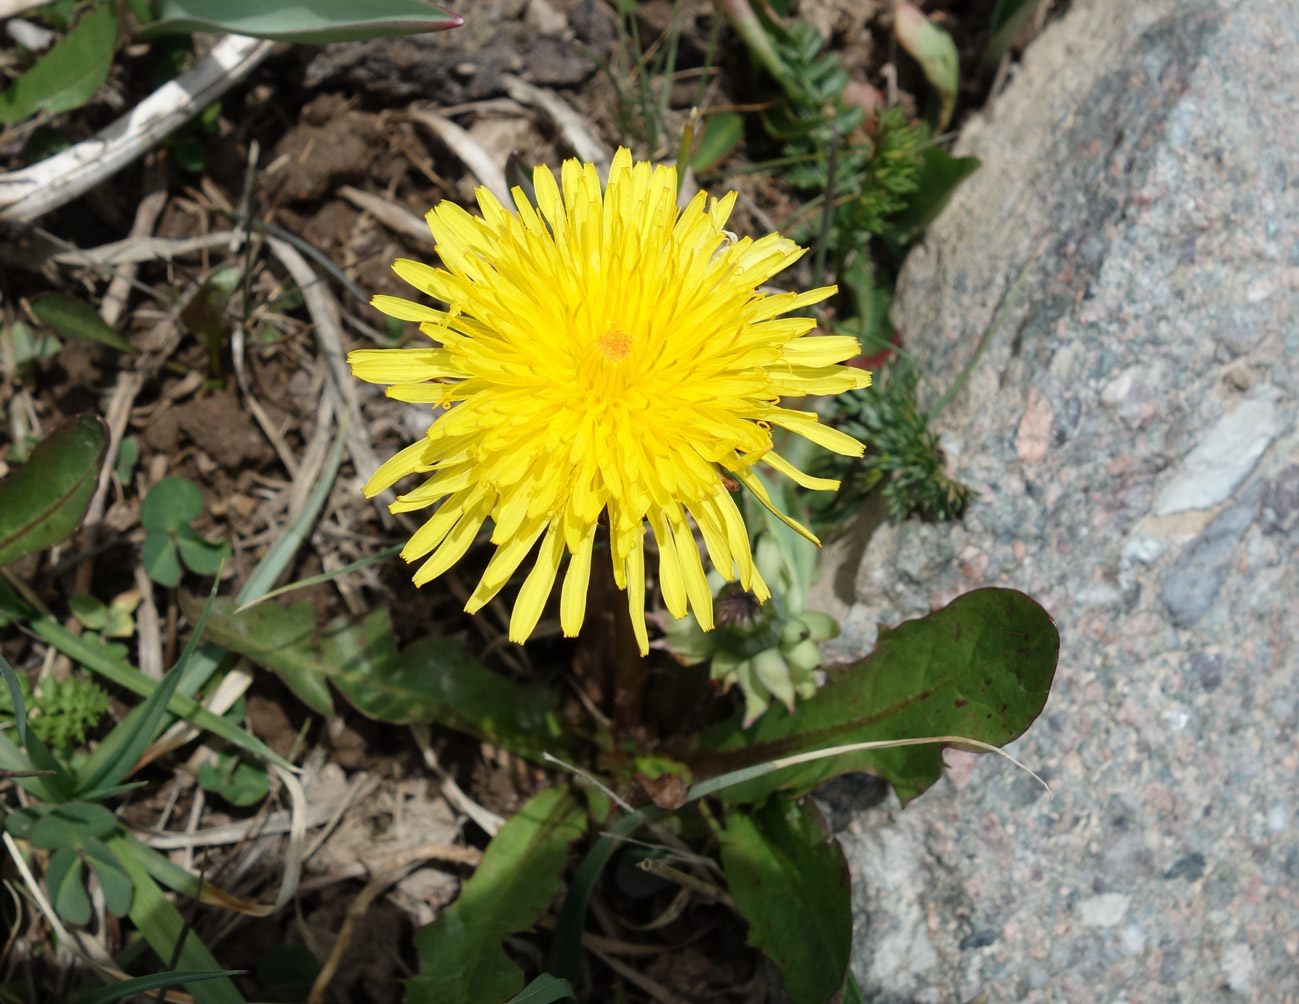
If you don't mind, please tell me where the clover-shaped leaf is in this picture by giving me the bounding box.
[140,478,229,586]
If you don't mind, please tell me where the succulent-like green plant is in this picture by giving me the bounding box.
[663,533,838,726]
[0,670,110,751]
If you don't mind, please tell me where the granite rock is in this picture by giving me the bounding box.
[811,0,1299,1000]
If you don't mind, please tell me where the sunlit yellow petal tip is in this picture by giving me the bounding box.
[349,148,868,650]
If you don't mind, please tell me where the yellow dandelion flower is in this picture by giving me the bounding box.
[349,148,871,654]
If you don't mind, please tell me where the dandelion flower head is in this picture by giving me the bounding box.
[349,149,871,653]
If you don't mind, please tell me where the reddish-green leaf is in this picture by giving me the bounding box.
[137,0,461,43]
[693,588,1059,804]
[0,416,105,567]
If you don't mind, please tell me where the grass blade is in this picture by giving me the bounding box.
[106,834,248,1004]
[237,414,349,604]
[69,970,243,1004]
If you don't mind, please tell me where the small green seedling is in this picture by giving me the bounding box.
[198,749,269,806]
[70,591,140,639]
[140,477,230,587]
[5,320,61,367]
[0,671,110,752]
[115,436,140,486]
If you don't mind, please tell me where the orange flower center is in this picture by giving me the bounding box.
[596,327,633,362]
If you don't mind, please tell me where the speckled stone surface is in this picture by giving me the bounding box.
[809,0,1299,999]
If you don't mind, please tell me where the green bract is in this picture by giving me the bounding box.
[664,534,838,726]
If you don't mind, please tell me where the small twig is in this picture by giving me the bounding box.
[286,390,335,520]
[407,110,511,206]
[132,566,164,682]
[2,832,120,978]
[296,842,482,893]
[179,782,206,874]
[587,945,691,1004]
[502,75,612,171]
[83,370,143,528]
[300,772,384,865]
[0,36,274,223]
[409,725,505,836]
[135,802,336,849]
[270,763,307,912]
[305,858,426,1004]
[266,238,390,524]
[100,187,168,327]
[637,859,732,907]
[544,752,635,815]
[0,0,46,14]
[232,325,301,478]
[50,230,244,267]
[338,186,434,246]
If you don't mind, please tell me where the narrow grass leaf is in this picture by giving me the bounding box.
[548,807,659,985]
[22,729,77,801]
[29,294,138,356]
[0,416,105,568]
[123,834,273,917]
[68,970,243,1004]
[107,834,248,1004]
[0,732,61,803]
[236,544,401,611]
[1,650,28,744]
[503,974,577,1004]
[75,576,222,799]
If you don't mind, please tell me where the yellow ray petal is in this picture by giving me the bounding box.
[509,523,565,643]
[732,464,820,545]
[559,521,597,637]
[465,517,548,613]
[764,451,841,492]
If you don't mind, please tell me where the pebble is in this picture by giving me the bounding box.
[1120,923,1147,956]
[1221,942,1255,995]
[1150,388,1283,516]
[1076,893,1131,928]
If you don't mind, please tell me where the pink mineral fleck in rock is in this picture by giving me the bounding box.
[1015,387,1054,463]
